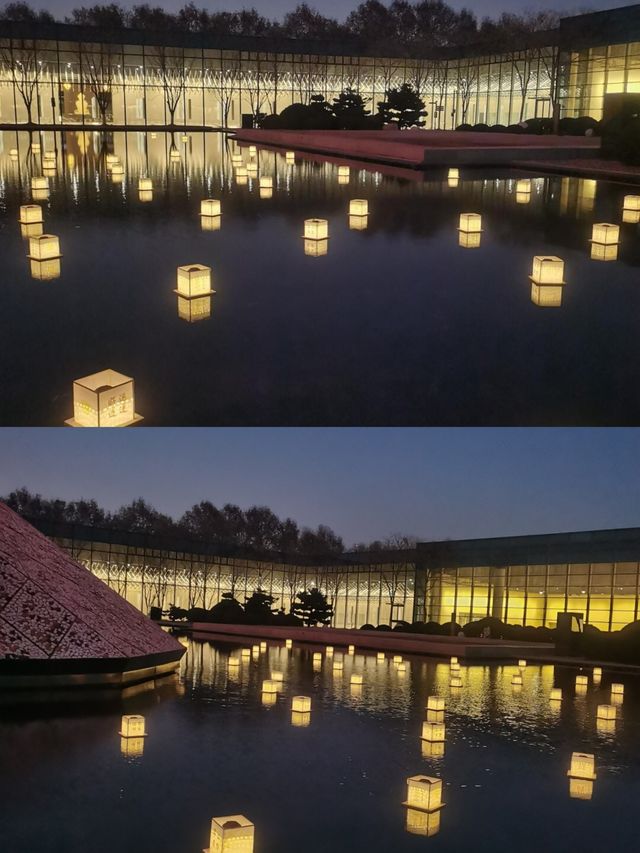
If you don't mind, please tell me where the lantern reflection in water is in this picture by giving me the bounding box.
[531,282,563,307]
[178,295,211,322]
[22,222,43,239]
[597,704,616,721]
[241,648,251,658]
[404,776,444,812]
[120,736,145,758]
[458,231,481,249]
[406,809,441,837]
[65,369,143,427]
[333,658,344,671]
[201,215,221,232]
[512,673,523,686]
[291,710,311,727]
[590,242,618,261]
[30,257,60,280]
[611,683,624,704]
[450,675,462,688]
[623,194,640,214]
[304,238,328,257]
[421,740,445,759]
[516,179,531,203]
[569,778,594,800]
[593,667,602,684]
[349,215,368,230]
[550,687,563,702]
[204,815,254,853]
[31,176,49,200]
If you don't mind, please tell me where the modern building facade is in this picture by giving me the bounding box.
[34,518,640,633]
[1,5,640,132]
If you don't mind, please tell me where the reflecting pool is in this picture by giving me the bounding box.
[1,639,640,852]
[2,130,640,425]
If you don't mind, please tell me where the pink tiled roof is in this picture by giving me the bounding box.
[0,502,182,660]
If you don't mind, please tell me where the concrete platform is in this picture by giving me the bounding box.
[233,128,601,169]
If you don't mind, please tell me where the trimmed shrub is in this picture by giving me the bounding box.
[521,117,554,135]
[360,623,376,630]
[456,123,473,132]
[488,124,508,132]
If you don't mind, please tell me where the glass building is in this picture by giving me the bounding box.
[1,5,640,132]
[34,519,640,632]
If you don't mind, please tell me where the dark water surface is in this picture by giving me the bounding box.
[1,130,640,425]
[1,639,640,852]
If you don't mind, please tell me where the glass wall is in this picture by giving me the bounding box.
[564,40,640,119]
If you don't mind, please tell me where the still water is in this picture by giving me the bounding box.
[1,130,640,425]
[1,639,639,852]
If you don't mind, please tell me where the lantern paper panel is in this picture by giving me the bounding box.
[576,675,588,688]
[530,255,565,284]
[406,808,441,837]
[120,714,146,737]
[176,264,213,298]
[262,679,277,693]
[421,721,446,742]
[516,190,531,204]
[261,692,276,707]
[201,215,222,232]
[450,675,462,688]
[512,673,523,686]
[30,258,60,280]
[271,671,284,683]
[518,660,527,669]
[241,648,251,658]
[591,223,620,245]
[569,778,593,800]
[516,179,531,194]
[139,190,153,202]
[590,242,618,262]
[568,752,596,780]
[347,645,355,655]
[292,696,311,713]
[531,283,563,307]
[404,776,444,812]
[377,652,385,662]
[459,213,482,232]
[21,222,43,239]
[286,151,296,164]
[623,194,640,211]
[259,641,267,652]
[393,656,403,665]
[596,718,616,735]
[67,369,142,428]
[304,219,328,240]
[285,639,293,649]
[421,740,445,759]
[622,208,640,224]
[427,696,445,713]
[351,674,363,685]
[350,199,368,216]
[312,652,322,662]
[448,168,459,180]
[596,704,617,721]
[458,231,481,249]
[206,815,254,853]
[120,735,145,759]
[138,178,153,192]
[19,204,43,224]
[201,199,222,217]
[178,295,211,323]
[28,234,61,261]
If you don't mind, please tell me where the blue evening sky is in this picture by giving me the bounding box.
[0,429,638,545]
[29,0,637,24]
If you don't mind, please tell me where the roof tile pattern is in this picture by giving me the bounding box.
[0,502,181,660]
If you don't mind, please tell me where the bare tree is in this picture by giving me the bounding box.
[0,38,41,123]
[208,59,240,127]
[150,45,195,125]
[80,42,118,124]
[457,63,479,123]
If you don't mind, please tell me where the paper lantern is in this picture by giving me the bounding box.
[28,234,61,262]
[170,147,182,163]
[397,662,407,674]
[259,176,273,190]
[531,283,563,307]
[326,645,334,656]
[593,666,602,681]
[175,264,214,298]
[458,213,482,233]
[285,639,293,649]
[350,199,368,216]
[120,737,145,758]
[291,710,311,727]
[568,752,596,780]
[516,179,531,194]
[576,674,588,688]
[21,222,43,239]
[512,673,523,686]
[622,208,640,224]
[591,223,619,245]
[421,721,445,742]
[248,145,257,157]
[31,176,49,199]
[404,776,444,812]
[516,190,531,204]
[406,808,440,837]
[205,815,254,853]
[292,695,311,713]
[623,194,640,212]
[347,645,355,655]
[19,204,43,225]
[304,239,328,257]
[120,714,146,738]
[530,255,565,284]
[200,199,221,217]
[550,688,563,702]
[66,369,142,428]
[261,691,276,707]
[138,178,153,192]
[448,168,459,180]
[393,655,403,665]
[458,231,481,249]
[351,674,363,685]
[201,215,222,232]
[518,659,527,669]
[377,652,385,662]
[271,671,284,683]
[262,679,277,694]
[450,661,460,672]
[286,151,296,164]
[450,657,458,666]
[450,675,462,688]
[349,215,368,231]
[338,165,350,179]
[304,219,328,240]
[427,696,445,713]
[597,704,616,721]
[259,641,267,653]
[333,658,344,671]
[228,657,240,668]
[313,652,322,663]
[30,258,60,280]
[241,648,251,658]
[590,242,618,261]
[569,778,593,800]
[611,683,624,701]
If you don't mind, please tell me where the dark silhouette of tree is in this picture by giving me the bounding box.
[292,587,334,625]
[280,3,343,39]
[67,3,128,28]
[209,592,244,623]
[111,497,174,535]
[0,2,54,22]
[244,588,277,623]
[127,4,174,30]
[332,87,370,128]
[298,524,344,556]
[378,82,426,128]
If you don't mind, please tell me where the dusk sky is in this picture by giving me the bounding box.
[27,0,636,24]
[0,429,638,545]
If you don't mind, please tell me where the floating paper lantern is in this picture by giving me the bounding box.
[421,721,445,742]
[19,204,43,225]
[291,710,311,727]
[31,176,49,199]
[458,231,481,249]
[623,194,640,212]
[347,645,355,655]
[228,657,240,668]
[333,658,344,671]
[530,255,565,285]
[261,691,276,707]
[597,704,616,721]
[66,369,142,428]
[201,215,222,232]
[231,153,243,166]
[611,683,624,702]
[235,172,248,186]
[286,151,295,164]
[531,282,563,307]
[120,737,145,758]
[313,652,322,663]
[292,696,311,713]
[349,215,368,231]
[304,239,328,257]
[138,178,153,192]
[338,165,350,179]
[241,648,251,658]
[518,659,527,669]
[516,179,531,194]
[450,675,462,688]
[550,688,563,702]
[285,639,293,649]
[175,264,214,298]
[120,714,146,738]
[406,808,441,837]
[568,752,596,780]
[259,641,267,653]
[262,679,277,694]
[351,674,363,685]
[350,199,368,216]
[591,222,619,245]
[448,168,459,180]
[271,671,284,683]
[450,657,458,666]
[458,213,482,233]
[393,655,403,665]
[259,177,273,190]
[205,815,254,853]
[201,199,221,217]
[427,696,445,713]
[28,234,60,261]
[305,218,328,240]
[512,673,523,686]
[312,656,321,673]
[421,740,445,759]
[43,165,56,178]
[576,674,588,688]
[516,190,531,204]
[590,242,618,261]
[569,778,593,800]
[326,645,334,656]
[248,145,257,157]
[404,776,444,812]
[593,666,602,681]
[377,652,385,662]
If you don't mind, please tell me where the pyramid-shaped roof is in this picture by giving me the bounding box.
[0,502,183,663]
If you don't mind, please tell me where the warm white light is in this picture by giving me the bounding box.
[291,710,311,727]
[406,808,441,837]
[175,264,214,298]
[516,190,531,204]
[30,258,60,280]
[518,659,527,669]
[349,215,368,231]
[530,255,565,285]
[241,648,251,658]
[591,223,619,245]
[305,219,328,240]
[458,231,481,248]
[259,176,273,190]
[205,815,254,853]
[351,674,363,685]
[377,652,385,662]
[448,168,459,180]
[333,658,344,671]
[404,775,444,812]
[19,204,43,225]
[248,145,257,157]
[138,178,153,192]
[304,238,328,257]
[421,721,445,742]
[568,752,596,780]
[576,674,588,688]
[313,652,322,663]
[228,657,240,668]
[259,641,267,653]
[550,688,562,702]
[28,234,60,261]
[200,198,222,218]
[459,213,482,233]
[292,695,311,713]
[285,639,293,649]
[450,675,462,688]
[398,662,407,673]
[105,153,119,167]
[350,199,368,216]
[531,283,563,307]
[394,655,403,665]
[21,222,43,239]
[326,645,334,656]
[590,242,618,261]
[622,208,640,224]
[177,293,212,321]
[119,714,146,738]
[262,679,277,693]
[516,179,531,194]
[569,778,593,800]
[31,176,49,198]
[623,194,640,212]
[347,645,355,655]
[66,369,142,428]
[201,215,221,232]
[611,683,624,702]
[450,657,458,666]
[593,667,602,681]
[427,696,445,713]
[596,704,616,721]
[338,165,350,178]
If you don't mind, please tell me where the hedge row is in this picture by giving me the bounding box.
[456,116,600,136]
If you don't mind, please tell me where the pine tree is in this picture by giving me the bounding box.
[292,588,334,626]
[377,83,427,129]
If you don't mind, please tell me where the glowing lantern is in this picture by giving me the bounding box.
[530,256,565,285]
[448,168,459,180]
[591,223,619,245]
[285,639,293,649]
[568,752,596,780]
[593,667,602,682]
[286,151,295,164]
[459,231,481,248]
[611,683,624,702]
[262,679,277,694]
[247,162,258,178]
[347,645,355,655]
[9,148,18,159]
[228,657,240,668]
[597,717,615,735]
[292,696,311,713]
[291,710,311,727]
[458,213,482,233]
[259,187,273,199]
[421,740,445,759]
[204,815,254,853]
[550,688,563,702]
[516,190,531,204]
[43,151,56,163]
[231,153,243,166]
[518,659,527,669]
[248,145,257,157]
[531,282,563,307]
[338,165,350,179]
[394,655,403,665]
[241,648,251,658]
[304,219,328,241]
[569,778,593,800]
[597,704,616,721]
[304,239,328,257]
[351,674,363,685]
[120,737,144,758]
[201,199,221,218]
[66,370,142,428]
[398,662,407,673]
[377,652,385,662]
[105,153,119,167]
[333,658,344,671]
[350,199,368,216]
[421,721,445,742]
[175,264,214,298]
[406,808,440,837]
[235,170,248,186]
[170,147,181,162]
[512,673,523,686]
[313,652,322,663]
[28,234,60,262]
[516,179,531,194]
[181,134,189,143]
[19,204,43,225]
[623,194,640,212]
[120,715,146,738]
[31,176,49,200]
[271,671,284,683]
[259,177,273,190]
[259,641,267,653]
[576,674,588,688]
[262,691,276,707]
[404,776,444,812]
[111,162,124,178]
[427,696,445,713]
[138,178,153,193]
[21,222,43,239]
[450,675,462,688]
[326,646,334,656]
